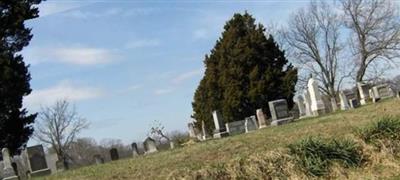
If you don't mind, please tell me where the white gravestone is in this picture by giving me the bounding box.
[357,82,369,105]
[339,91,350,110]
[308,78,325,116]
[303,90,312,116]
[256,109,268,128]
[2,148,18,180]
[212,110,229,138]
[296,96,306,117]
[225,120,246,135]
[143,137,158,154]
[245,116,258,133]
[187,123,196,138]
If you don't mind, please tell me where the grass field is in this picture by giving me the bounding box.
[41,98,400,179]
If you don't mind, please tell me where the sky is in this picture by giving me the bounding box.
[21,0,325,145]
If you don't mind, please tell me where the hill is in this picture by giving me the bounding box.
[41,99,400,179]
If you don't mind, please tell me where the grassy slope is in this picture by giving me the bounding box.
[42,99,400,180]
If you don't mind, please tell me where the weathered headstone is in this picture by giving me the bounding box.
[27,145,51,177]
[303,90,312,116]
[143,137,158,154]
[187,123,196,138]
[256,109,268,128]
[93,154,104,165]
[201,120,209,141]
[308,77,325,116]
[339,91,350,110]
[2,148,18,180]
[268,99,293,126]
[225,120,246,135]
[349,98,360,109]
[296,96,306,117]
[357,82,369,105]
[372,84,394,100]
[245,116,258,132]
[131,143,139,157]
[109,148,119,161]
[45,153,58,174]
[212,110,229,138]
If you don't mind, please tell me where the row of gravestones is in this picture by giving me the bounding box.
[188,97,295,139]
[188,78,400,140]
[0,145,55,179]
[92,137,159,165]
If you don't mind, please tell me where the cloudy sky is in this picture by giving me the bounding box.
[22,0,311,144]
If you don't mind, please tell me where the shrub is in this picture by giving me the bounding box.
[357,116,400,155]
[288,137,363,177]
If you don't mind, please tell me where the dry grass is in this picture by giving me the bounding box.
[40,98,400,180]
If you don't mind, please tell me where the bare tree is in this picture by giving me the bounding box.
[284,1,350,106]
[149,120,174,149]
[34,100,89,170]
[341,0,400,83]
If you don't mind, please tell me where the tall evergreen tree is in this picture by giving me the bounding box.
[192,12,297,133]
[0,0,42,155]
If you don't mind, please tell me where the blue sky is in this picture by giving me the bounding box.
[22,0,317,145]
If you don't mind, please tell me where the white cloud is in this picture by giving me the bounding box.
[62,7,157,19]
[154,88,175,95]
[117,85,143,94]
[24,46,118,65]
[172,69,204,85]
[38,2,90,17]
[24,81,104,110]
[124,39,161,49]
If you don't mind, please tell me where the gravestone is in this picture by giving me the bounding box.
[143,137,158,154]
[349,99,360,109]
[256,109,268,128]
[2,148,18,180]
[45,153,58,174]
[131,143,139,157]
[201,120,209,141]
[303,91,312,116]
[308,77,325,116]
[93,154,104,165]
[187,123,196,138]
[212,110,229,138]
[268,99,293,126]
[245,116,258,132]
[225,120,246,135]
[339,91,350,110]
[27,145,51,177]
[296,96,306,117]
[109,148,119,161]
[357,82,369,105]
[373,84,394,100]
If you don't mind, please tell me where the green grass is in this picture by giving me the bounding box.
[41,99,400,180]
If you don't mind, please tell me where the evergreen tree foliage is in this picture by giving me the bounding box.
[0,0,42,155]
[192,12,297,133]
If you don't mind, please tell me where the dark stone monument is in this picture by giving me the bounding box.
[27,145,51,176]
[131,143,139,156]
[268,99,293,126]
[110,148,119,161]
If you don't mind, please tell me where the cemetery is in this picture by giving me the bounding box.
[2,0,400,179]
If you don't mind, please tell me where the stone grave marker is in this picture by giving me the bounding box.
[131,143,139,157]
[303,91,312,116]
[2,148,18,180]
[225,120,246,135]
[93,154,104,165]
[268,99,293,126]
[349,99,360,109]
[339,91,350,110]
[256,108,268,128]
[245,116,258,132]
[109,148,119,161]
[296,96,306,117]
[308,77,325,116]
[187,123,196,138]
[27,145,51,176]
[143,137,158,154]
[373,84,394,100]
[357,82,369,105]
[212,110,229,138]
